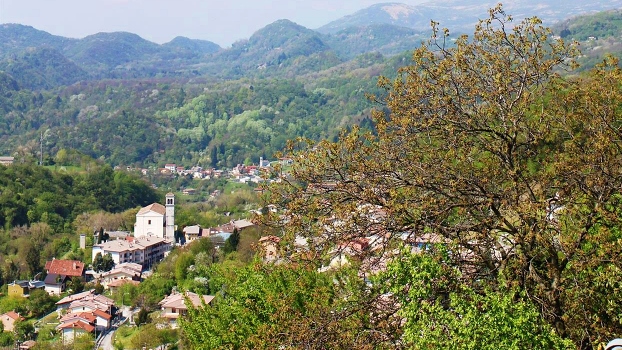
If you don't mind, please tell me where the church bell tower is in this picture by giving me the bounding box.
[165,192,175,241]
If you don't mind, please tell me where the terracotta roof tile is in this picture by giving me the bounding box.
[137,203,166,215]
[45,260,84,277]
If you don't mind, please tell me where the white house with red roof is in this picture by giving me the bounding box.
[159,291,214,328]
[43,259,85,295]
[57,318,95,344]
[55,290,114,343]
[0,311,22,332]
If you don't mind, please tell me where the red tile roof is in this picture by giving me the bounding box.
[57,320,95,333]
[107,279,140,288]
[45,259,85,277]
[137,203,166,215]
[3,311,21,321]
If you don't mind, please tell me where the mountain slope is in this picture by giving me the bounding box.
[205,19,339,76]
[322,24,424,59]
[0,47,88,90]
[162,36,221,55]
[64,32,161,68]
[318,1,622,34]
[0,24,77,58]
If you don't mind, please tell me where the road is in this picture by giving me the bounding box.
[96,307,133,349]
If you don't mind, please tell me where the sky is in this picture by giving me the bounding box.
[0,0,429,47]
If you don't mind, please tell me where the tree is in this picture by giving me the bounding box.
[101,253,115,272]
[135,308,149,326]
[264,5,622,348]
[27,289,57,318]
[181,261,385,349]
[67,276,84,294]
[92,252,103,272]
[376,246,573,349]
[92,252,114,272]
[223,228,240,254]
[14,320,34,341]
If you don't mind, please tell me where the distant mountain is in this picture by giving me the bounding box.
[162,36,221,55]
[554,9,622,41]
[0,47,88,90]
[318,3,435,34]
[318,1,622,34]
[208,19,336,75]
[63,32,161,68]
[551,9,622,70]
[322,24,424,60]
[0,24,77,57]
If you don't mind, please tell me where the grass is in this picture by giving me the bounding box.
[112,324,138,350]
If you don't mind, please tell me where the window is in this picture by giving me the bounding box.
[148,220,151,224]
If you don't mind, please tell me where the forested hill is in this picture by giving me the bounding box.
[2,1,622,87]
[3,4,622,169]
[553,9,622,69]
[0,51,404,168]
[0,21,425,86]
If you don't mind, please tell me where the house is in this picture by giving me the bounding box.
[44,259,85,295]
[0,311,22,332]
[0,156,14,166]
[45,259,85,279]
[60,309,112,331]
[134,193,175,240]
[57,319,95,344]
[8,280,45,297]
[182,188,196,195]
[57,291,115,319]
[183,225,202,243]
[99,263,142,289]
[107,279,140,293]
[258,236,281,262]
[159,291,214,329]
[44,274,69,295]
[92,236,171,269]
[164,164,176,172]
[56,290,97,310]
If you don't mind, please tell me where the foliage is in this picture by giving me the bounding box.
[92,252,115,272]
[0,296,27,314]
[264,5,622,348]
[135,308,149,326]
[223,228,240,254]
[0,163,159,230]
[129,322,178,350]
[14,320,34,340]
[26,289,58,318]
[0,331,13,347]
[376,246,573,349]
[181,261,387,349]
[66,276,84,294]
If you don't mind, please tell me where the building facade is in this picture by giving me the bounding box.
[134,193,175,241]
[92,237,170,269]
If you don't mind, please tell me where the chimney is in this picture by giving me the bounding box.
[73,262,77,270]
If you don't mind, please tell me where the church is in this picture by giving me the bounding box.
[134,192,175,241]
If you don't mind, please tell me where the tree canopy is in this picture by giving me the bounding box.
[263,5,622,349]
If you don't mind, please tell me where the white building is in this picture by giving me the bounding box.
[92,237,170,269]
[134,193,175,241]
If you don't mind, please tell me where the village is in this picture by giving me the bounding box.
[0,153,279,349]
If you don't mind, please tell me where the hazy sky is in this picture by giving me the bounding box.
[0,0,429,47]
